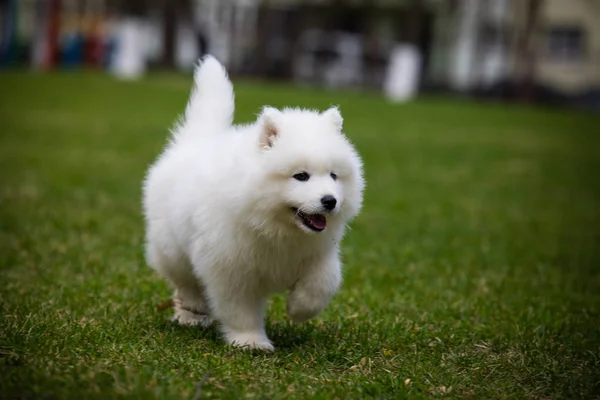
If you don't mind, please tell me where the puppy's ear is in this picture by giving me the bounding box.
[322,107,343,131]
[259,107,281,149]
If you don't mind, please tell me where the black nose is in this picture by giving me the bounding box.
[321,195,337,211]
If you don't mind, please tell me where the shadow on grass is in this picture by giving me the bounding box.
[154,313,342,353]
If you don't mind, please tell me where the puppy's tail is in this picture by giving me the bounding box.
[176,55,234,137]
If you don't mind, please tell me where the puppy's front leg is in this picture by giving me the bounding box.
[287,251,342,323]
[205,282,273,351]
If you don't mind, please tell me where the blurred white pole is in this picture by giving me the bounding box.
[383,44,422,102]
[111,18,146,80]
[450,0,480,90]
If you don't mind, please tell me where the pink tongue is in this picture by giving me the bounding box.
[309,214,327,229]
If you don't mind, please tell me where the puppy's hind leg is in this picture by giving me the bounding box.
[149,247,212,327]
[172,279,213,328]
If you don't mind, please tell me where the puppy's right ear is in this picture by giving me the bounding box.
[258,107,281,149]
[321,106,343,131]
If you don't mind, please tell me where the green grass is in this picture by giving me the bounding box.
[1,71,599,399]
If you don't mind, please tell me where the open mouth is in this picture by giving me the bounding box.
[292,208,327,232]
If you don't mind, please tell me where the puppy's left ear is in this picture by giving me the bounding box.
[322,107,343,131]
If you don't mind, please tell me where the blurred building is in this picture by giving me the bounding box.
[429,0,600,103]
[1,0,598,107]
[528,0,600,96]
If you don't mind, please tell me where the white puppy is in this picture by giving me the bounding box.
[143,56,364,351]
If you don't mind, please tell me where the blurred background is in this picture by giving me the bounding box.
[1,0,599,109]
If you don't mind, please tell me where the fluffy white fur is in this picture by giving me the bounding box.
[143,56,364,351]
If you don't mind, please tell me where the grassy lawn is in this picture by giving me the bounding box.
[1,71,599,399]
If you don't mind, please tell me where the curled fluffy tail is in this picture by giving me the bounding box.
[177,56,234,136]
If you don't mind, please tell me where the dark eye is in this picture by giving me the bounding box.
[330,172,338,181]
[293,172,310,181]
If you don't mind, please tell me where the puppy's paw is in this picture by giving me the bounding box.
[226,331,274,352]
[287,306,321,324]
[172,308,213,328]
[287,297,323,323]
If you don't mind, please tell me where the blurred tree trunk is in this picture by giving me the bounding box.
[46,0,61,69]
[161,0,177,68]
[517,0,542,101]
[406,0,424,45]
[255,4,270,77]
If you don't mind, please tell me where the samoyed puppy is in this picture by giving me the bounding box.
[143,56,364,351]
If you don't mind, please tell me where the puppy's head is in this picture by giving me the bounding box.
[253,106,364,236]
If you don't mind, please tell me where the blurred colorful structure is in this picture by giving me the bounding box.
[1,0,598,108]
